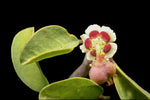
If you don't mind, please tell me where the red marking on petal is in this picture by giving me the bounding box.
[84,38,92,49]
[90,50,96,56]
[100,31,110,42]
[104,44,111,53]
[89,31,100,39]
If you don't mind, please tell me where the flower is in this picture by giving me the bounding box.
[80,24,117,61]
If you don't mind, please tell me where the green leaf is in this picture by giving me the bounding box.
[113,60,150,99]
[20,25,79,65]
[39,77,103,99]
[11,27,49,92]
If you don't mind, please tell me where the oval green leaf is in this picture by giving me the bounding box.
[113,60,150,99]
[11,27,49,92]
[39,77,103,100]
[20,25,79,65]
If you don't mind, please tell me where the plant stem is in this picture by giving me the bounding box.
[69,54,92,78]
[79,39,83,44]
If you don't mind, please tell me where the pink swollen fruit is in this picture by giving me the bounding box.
[89,60,116,85]
[89,65,108,84]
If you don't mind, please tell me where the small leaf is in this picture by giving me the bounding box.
[20,25,79,65]
[39,77,103,99]
[113,60,150,99]
[11,27,49,92]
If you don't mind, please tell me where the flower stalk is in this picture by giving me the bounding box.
[69,53,91,78]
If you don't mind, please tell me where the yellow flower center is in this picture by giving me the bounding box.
[91,36,106,56]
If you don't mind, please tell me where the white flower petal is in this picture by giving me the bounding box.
[79,44,89,53]
[85,24,101,35]
[86,51,96,61]
[104,43,117,59]
[80,34,89,41]
[101,26,116,42]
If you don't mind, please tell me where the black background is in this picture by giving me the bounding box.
[3,2,150,100]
